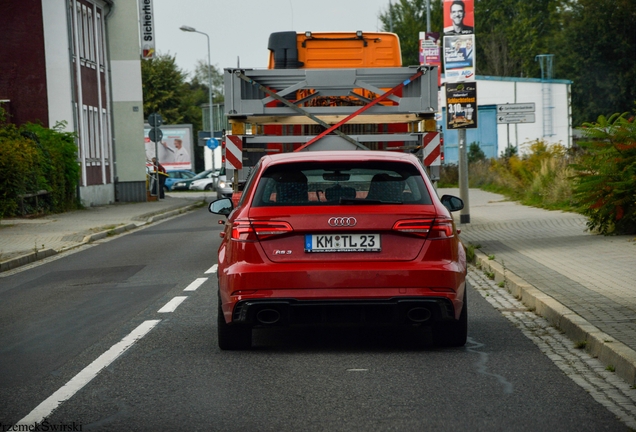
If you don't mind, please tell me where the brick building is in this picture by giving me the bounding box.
[0,0,148,205]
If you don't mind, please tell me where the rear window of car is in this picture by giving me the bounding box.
[251,161,432,206]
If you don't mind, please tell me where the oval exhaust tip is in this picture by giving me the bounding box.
[256,308,281,325]
[407,307,431,323]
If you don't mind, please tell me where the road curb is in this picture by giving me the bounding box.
[475,250,636,386]
[0,249,58,273]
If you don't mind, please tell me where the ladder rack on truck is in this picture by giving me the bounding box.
[220,31,442,191]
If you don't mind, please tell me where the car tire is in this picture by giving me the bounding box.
[163,186,169,193]
[433,288,467,347]
[217,293,252,350]
[204,184,214,191]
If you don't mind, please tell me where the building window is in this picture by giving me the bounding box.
[82,105,88,160]
[82,5,89,61]
[102,108,110,162]
[93,108,100,159]
[76,3,84,61]
[87,8,95,65]
[97,12,104,67]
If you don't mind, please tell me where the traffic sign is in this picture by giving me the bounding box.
[148,112,163,127]
[148,127,163,142]
[496,103,535,113]
[206,138,219,149]
[423,132,441,167]
[497,113,536,124]
[148,113,163,127]
[225,135,243,170]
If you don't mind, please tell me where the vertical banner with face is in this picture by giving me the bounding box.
[139,0,155,59]
[443,0,475,35]
[443,34,475,82]
[445,82,478,129]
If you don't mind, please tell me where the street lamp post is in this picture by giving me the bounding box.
[180,25,214,170]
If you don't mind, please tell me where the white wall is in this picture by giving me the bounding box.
[441,76,572,156]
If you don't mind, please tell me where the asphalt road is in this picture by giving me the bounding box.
[0,209,628,431]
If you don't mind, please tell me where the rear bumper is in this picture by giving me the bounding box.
[230,297,457,327]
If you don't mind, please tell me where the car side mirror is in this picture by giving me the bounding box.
[440,195,464,212]
[209,198,233,216]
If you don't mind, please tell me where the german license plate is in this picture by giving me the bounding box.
[305,234,381,252]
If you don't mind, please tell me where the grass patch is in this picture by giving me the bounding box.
[575,340,587,349]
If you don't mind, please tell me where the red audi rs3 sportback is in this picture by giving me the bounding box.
[209,151,467,350]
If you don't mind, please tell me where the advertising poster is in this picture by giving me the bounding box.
[443,0,475,35]
[420,32,442,86]
[419,32,441,65]
[144,124,193,170]
[443,34,475,82]
[445,82,478,129]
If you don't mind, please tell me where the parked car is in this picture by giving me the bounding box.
[164,169,196,192]
[209,150,467,350]
[212,166,246,198]
[212,166,230,198]
[174,169,220,191]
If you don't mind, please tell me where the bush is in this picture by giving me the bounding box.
[0,107,80,218]
[571,112,636,234]
[439,163,458,187]
[468,142,486,163]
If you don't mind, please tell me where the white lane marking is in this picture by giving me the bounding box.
[205,264,218,274]
[184,278,207,291]
[347,369,369,372]
[157,296,188,313]
[16,319,161,426]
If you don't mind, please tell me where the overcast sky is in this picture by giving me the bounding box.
[151,0,392,76]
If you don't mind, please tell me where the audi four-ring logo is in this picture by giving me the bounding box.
[328,217,357,227]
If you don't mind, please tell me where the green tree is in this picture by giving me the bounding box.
[378,0,443,66]
[141,53,189,124]
[192,59,224,103]
[475,0,559,78]
[552,0,636,125]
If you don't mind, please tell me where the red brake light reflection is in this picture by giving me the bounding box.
[231,220,293,241]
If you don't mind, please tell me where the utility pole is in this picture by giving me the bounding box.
[458,129,470,223]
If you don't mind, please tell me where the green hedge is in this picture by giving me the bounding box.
[0,109,80,218]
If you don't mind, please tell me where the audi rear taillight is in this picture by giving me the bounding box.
[231,219,293,241]
[392,219,434,238]
[392,218,455,239]
[428,217,455,239]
